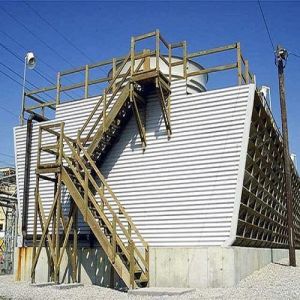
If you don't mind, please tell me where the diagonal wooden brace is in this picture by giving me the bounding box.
[156,79,172,138]
[130,84,147,150]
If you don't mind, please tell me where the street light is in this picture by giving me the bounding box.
[20,52,36,125]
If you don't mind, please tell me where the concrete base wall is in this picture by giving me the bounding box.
[15,246,297,288]
[14,247,126,290]
[149,247,296,288]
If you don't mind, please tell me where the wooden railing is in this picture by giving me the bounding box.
[21,30,255,124]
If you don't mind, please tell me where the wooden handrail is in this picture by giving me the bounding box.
[61,134,149,271]
[78,52,131,137]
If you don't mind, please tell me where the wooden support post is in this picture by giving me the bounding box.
[128,222,132,240]
[129,240,134,289]
[112,214,116,264]
[155,29,160,72]
[56,72,61,105]
[54,176,61,283]
[145,245,149,284]
[131,37,135,76]
[31,186,38,283]
[245,60,249,84]
[168,44,172,82]
[72,205,78,282]
[183,41,187,79]
[237,43,242,85]
[84,171,88,222]
[143,49,150,71]
[84,65,89,99]
[32,125,42,283]
[54,122,64,283]
[276,45,296,267]
[112,58,116,93]
[103,89,106,133]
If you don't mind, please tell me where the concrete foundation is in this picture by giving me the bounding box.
[15,246,296,289]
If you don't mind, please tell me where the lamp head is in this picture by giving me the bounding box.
[26,52,36,69]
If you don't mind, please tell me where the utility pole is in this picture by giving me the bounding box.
[276,45,296,267]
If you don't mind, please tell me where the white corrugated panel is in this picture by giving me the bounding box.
[100,83,254,246]
[14,80,254,246]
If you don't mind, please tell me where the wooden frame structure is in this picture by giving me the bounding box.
[235,92,300,248]
[20,30,254,124]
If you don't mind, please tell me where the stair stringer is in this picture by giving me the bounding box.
[61,167,135,288]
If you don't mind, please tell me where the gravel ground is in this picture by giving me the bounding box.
[1,258,300,300]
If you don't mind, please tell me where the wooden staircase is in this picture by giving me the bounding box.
[31,33,172,290]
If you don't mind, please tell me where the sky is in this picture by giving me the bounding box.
[0,0,299,168]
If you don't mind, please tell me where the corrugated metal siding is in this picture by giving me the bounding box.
[14,81,254,246]
[101,83,253,246]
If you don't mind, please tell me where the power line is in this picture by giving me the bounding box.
[0,5,76,68]
[0,28,58,75]
[0,61,40,90]
[0,152,14,159]
[0,104,19,118]
[25,1,92,62]
[257,0,275,52]
[0,62,57,102]
[0,41,76,100]
[0,160,14,167]
[0,69,23,88]
[289,52,300,59]
[23,2,108,78]
[0,29,85,87]
[0,40,54,85]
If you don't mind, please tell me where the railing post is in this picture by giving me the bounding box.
[59,122,64,165]
[20,92,26,125]
[112,214,116,264]
[56,72,61,105]
[84,65,89,99]
[129,239,134,288]
[143,49,150,71]
[236,43,242,85]
[72,205,78,282]
[145,245,149,284]
[103,89,106,133]
[84,171,88,222]
[168,44,172,82]
[155,29,160,72]
[245,60,250,84]
[128,222,132,240]
[183,41,187,79]
[54,121,64,283]
[112,58,116,93]
[131,36,135,76]
[37,126,42,168]
[31,187,38,283]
